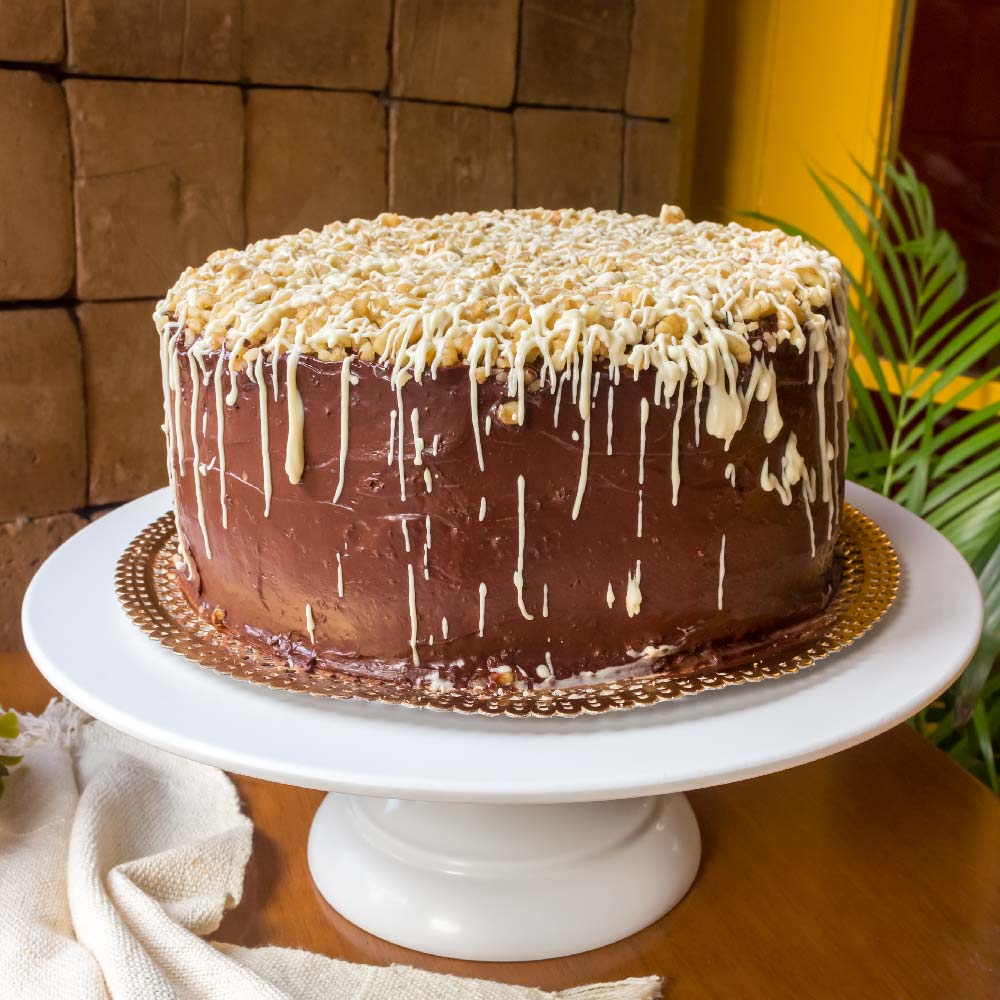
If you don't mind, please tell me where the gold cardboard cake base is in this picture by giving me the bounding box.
[116,505,899,718]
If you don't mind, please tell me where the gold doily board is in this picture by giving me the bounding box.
[116,505,899,718]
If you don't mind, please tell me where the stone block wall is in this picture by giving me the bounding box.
[0,0,700,649]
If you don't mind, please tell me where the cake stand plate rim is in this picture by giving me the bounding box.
[22,483,983,804]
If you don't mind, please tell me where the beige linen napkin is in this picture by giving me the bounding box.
[0,700,660,1000]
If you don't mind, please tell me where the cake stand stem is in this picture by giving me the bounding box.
[307,792,701,961]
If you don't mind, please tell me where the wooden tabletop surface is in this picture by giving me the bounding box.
[3,649,999,998]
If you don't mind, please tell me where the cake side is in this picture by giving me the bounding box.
[156,207,849,690]
[166,330,847,689]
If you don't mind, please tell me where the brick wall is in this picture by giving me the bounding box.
[0,0,700,650]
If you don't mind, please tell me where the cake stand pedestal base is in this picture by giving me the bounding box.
[307,792,701,961]
[24,487,983,964]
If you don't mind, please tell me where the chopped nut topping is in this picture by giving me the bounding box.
[155,206,843,380]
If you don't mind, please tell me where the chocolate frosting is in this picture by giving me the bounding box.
[170,335,846,690]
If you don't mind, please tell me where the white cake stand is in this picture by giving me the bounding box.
[22,484,982,962]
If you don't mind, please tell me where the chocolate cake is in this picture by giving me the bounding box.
[154,206,849,691]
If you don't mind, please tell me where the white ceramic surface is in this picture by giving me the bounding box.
[21,483,982,960]
[22,483,982,805]
[308,792,701,960]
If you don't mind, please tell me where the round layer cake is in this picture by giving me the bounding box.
[154,206,849,691]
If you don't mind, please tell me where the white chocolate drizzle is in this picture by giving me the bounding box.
[761,362,783,442]
[478,582,487,637]
[336,552,344,597]
[542,582,549,618]
[670,375,684,505]
[638,398,649,485]
[571,414,591,521]
[160,327,193,576]
[388,409,396,466]
[170,334,185,472]
[253,352,272,516]
[717,535,727,610]
[478,496,486,521]
[637,397,648,537]
[804,471,817,558]
[395,383,407,501]
[760,433,818,557]
[694,378,704,445]
[553,371,569,428]
[410,407,424,465]
[606,582,615,609]
[625,562,642,617]
[571,336,594,520]
[157,210,845,431]
[187,352,211,558]
[606,383,614,455]
[332,355,352,503]
[212,352,228,528]
[284,345,304,485]
[226,366,239,406]
[809,314,834,538]
[513,474,534,621]
[406,563,419,665]
[441,616,449,640]
[305,603,316,644]
[469,365,485,472]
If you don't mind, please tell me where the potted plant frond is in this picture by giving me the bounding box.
[749,157,1000,790]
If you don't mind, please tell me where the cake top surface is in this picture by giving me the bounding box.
[154,206,844,376]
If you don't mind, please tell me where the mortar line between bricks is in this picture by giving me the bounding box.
[618,115,627,214]
[385,0,397,211]
[0,298,160,314]
[0,59,63,76]
[64,63,81,302]
[512,0,525,205]
[385,0,397,102]
[59,0,69,69]
[390,93,672,121]
[240,86,250,244]
[379,97,674,129]
[1,61,676,124]
[0,64,389,97]
[621,0,638,213]
[68,308,93,506]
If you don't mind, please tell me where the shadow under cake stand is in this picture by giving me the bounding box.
[22,484,982,962]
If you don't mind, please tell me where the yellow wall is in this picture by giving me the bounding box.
[683,3,1000,412]
[689,0,909,273]
[685,2,1000,411]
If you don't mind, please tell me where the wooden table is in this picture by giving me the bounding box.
[3,650,999,998]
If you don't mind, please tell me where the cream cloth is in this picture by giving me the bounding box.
[0,701,660,1000]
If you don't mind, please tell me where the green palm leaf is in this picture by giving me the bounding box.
[746,153,1000,789]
